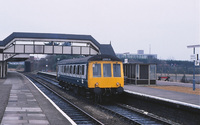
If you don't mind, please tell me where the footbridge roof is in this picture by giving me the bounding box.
[0,32,116,61]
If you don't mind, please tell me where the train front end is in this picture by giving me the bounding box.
[88,60,124,96]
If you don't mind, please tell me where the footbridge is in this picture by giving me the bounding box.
[0,32,116,78]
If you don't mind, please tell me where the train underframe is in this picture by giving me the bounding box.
[58,80,124,103]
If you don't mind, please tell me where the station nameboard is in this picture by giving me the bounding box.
[190,54,196,60]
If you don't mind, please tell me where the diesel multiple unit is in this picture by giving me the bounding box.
[57,55,124,102]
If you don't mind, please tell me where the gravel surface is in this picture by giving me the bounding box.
[0,79,12,123]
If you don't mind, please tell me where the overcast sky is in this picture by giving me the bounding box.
[0,0,199,60]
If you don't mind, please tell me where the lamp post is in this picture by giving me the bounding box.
[187,44,200,91]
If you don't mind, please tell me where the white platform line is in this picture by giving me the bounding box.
[23,74,76,125]
[125,90,200,109]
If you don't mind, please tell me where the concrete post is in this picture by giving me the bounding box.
[0,61,7,78]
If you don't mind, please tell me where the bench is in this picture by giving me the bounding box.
[158,76,170,81]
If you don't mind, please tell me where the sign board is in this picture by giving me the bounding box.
[190,54,196,60]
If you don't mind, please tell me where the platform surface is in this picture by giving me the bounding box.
[0,71,73,125]
[124,81,200,106]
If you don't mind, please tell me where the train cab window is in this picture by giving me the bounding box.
[82,65,85,75]
[113,64,121,77]
[103,64,111,77]
[93,64,101,77]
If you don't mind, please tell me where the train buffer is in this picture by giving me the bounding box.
[158,76,170,81]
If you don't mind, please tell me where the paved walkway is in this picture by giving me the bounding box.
[0,71,73,125]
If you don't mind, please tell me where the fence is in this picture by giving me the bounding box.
[157,73,200,84]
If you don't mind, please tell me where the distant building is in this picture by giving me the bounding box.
[137,50,144,54]
[116,50,157,60]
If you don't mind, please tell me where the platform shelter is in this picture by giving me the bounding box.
[123,63,157,85]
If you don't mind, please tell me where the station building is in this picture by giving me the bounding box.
[116,50,157,60]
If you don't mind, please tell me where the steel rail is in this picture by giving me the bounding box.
[97,103,173,125]
[27,74,104,125]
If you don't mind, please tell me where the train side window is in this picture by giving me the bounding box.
[113,64,121,77]
[93,64,101,77]
[73,65,76,74]
[61,66,64,73]
[79,65,82,75]
[70,65,72,74]
[82,65,85,75]
[103,64,111,77]
[64,66,66,73]
[76,65,80,75]
[66,66,69,73]
[58,66,61,73]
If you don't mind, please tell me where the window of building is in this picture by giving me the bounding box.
[150,65,156,80]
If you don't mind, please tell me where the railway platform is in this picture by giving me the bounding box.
[124,81,200,106]
[0,71,74,125]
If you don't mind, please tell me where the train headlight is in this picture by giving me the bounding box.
[116,82,120,86]
[95,82,99,87]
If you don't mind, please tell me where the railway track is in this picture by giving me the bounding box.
[97,103,173,125]
[26,74,104,125]
[36,73,176,125]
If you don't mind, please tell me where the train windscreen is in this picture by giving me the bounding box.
[113,64,121,77]
[93,64,101,77]
[103,64,111,77]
